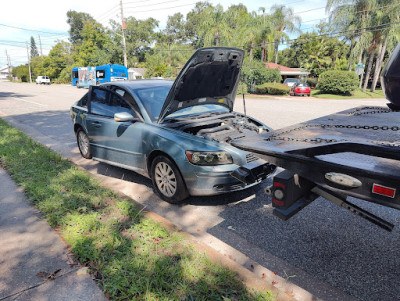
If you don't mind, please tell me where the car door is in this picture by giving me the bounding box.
[86,86,146,172]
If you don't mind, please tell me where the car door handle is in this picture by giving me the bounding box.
[91,121,102,128]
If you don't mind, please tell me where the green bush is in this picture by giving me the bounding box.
[254,83,290,95]
[241,59,282,92]
[306,78,318,89]
[236,82,248,95]
[317,70,358,95]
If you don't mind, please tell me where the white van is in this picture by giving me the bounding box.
[35,76,51,85]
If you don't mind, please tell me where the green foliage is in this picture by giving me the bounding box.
[67,10,95,45]
[236,82,249,95]
[306,78,318,88]
[317,70,359,95]
[30,36,39,58]
[254,83,290,95]
[242,60,282,92]
[334,57,349,71]
[12,65,29,82]
[144,52,173,78]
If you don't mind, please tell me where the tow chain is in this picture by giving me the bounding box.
[346,107,395,116]
[266,108,400,147]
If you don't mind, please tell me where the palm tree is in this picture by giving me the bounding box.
[199,5,232,46]
[269,5,301,64]
[325,0,399,92]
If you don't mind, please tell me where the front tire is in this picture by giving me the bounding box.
[150,156,188,204]
[76,129,92,159]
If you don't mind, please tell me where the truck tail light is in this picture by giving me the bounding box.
[372,184,396,198]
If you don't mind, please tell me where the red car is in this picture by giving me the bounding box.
[290,82,311,97]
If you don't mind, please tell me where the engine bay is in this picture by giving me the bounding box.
[162,112,268,144]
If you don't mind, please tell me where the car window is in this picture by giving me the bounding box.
[109,86,142,117]
[109,93,135,116]
[78,93,88,107]
[90,87,137,118]
[90,88,112,117]
[134,86,171,122]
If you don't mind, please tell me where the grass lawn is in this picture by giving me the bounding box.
[311,88,385,99]
[0,118,274,301]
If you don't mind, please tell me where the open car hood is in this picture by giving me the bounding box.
[158,47,244,122]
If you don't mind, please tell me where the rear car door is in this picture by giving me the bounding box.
[86,86,146,171]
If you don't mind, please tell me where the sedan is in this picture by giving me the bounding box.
[289,82,311,97]
[70,48,274,203]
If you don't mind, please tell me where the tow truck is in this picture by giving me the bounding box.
[231,43,400,232]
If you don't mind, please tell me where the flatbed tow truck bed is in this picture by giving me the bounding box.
[231,106,400,231]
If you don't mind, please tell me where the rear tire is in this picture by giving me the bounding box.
[76,129,92,159]
[150,156,189,204]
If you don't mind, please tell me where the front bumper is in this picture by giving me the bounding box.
[185,159,275,196]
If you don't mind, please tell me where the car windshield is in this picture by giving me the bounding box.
[165,105,229,120]
[285,79,299,83]
[134,85,171,122]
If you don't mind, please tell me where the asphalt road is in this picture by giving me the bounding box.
[0,82,399,301]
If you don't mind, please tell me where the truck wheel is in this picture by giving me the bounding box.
[76,129,92,159]
[150,156,189,204]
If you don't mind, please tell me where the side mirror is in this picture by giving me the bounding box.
[114,112,138,122]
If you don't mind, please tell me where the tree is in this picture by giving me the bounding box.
[185,2,213,48]
[163,13,187,45]
[326,0,400,92]
[199,4,232,46]
[43,41,72,80]
[66,10,95,45]
[110,17,159,65]
[12,65,29,82]
[269,5,301,63]
[30,36,39,58]
[72,21,110,66]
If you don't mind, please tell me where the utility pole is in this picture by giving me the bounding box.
[5,49,12,80]
[5,50,11,74]
[26,42,32,83]
[120,0,128,68]
[38,35,43,56]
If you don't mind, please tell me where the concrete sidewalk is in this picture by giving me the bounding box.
[0,167,107,301]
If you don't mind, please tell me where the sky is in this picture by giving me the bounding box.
[0,0,329,67]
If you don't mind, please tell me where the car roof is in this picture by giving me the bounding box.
[101,79,173,90]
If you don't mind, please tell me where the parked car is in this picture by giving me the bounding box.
[35,76,50,85]
[70,48,274,203]
[289,82,311,96]
[283,78,300,87]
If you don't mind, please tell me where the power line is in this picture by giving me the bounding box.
[124,1,205,14]
[0,23,67,35]
[124,0,182,9]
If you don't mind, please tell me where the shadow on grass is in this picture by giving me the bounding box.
[0,118,273,300]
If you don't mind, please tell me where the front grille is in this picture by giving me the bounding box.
[246,153,259,163]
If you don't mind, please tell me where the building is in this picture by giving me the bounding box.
[128,68,146,80]
[265,63,309,82]
[0,65,12,81]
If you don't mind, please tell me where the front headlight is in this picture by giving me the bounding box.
[185,151,233,166]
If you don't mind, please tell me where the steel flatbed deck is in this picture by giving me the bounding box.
[231,106,400,231]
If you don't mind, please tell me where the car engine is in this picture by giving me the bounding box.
[163,112,267,144]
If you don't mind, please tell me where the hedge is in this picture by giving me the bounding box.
[317,70,358,95]
[254,83,290,95]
